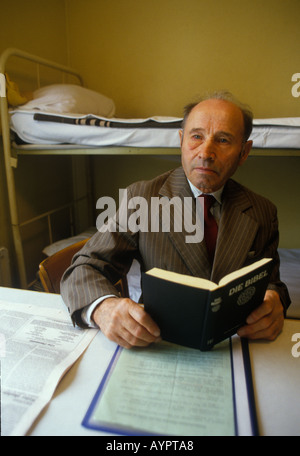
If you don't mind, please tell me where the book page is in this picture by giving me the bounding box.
[0,300,97,436]
[146,258,271,290]
[84,340,235,436]
[218,258,272,286]
[146,268,217,290]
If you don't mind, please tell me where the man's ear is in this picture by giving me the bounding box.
[239,140,252,165]
[179,129,183,145]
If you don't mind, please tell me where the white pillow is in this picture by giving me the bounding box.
[21,84,115,117]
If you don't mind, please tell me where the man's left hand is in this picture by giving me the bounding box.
[237,289,284,341]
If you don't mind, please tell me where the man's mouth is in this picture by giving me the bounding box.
[194,166,218,175]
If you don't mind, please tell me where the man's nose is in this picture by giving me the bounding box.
[197,137,216,160]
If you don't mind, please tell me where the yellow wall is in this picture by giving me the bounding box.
[0,0,68,63]
[66,0,300,119]
[0,0,71,285]
[65,0,300,248]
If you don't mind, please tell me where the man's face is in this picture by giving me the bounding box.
[180,99,252,193]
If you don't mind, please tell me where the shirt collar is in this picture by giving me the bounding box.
[187,179,223,205]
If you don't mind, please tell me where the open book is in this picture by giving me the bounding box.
[142,258,274,350]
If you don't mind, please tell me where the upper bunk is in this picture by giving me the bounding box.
[1,47,300,166]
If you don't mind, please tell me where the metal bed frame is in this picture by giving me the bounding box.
[0,48,180,289]
[0,48,88,288]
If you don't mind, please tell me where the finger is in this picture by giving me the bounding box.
[124,314,161,346]
[93,297,161,348]
[111,333,135,349]
[120,324,161,348]
[99,314,157,348]
[104,301,161,347]
[237,312,284,340]
[238,311,273,337]
[238,320,282,341]
[128,303,161,338]
[246,299,273,324]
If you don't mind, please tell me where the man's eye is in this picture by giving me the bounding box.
[218,137,230,144]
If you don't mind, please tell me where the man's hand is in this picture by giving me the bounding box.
[237,289,284,341]
[92,297,161,349]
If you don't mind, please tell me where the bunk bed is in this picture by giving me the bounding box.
[0,48,299,319]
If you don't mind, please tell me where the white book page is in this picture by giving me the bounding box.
[147,258,271,291]
[218,258,272,286]
[146,268,217,290]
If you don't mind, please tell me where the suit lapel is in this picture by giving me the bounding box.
[158,170,259,283]
[159,167,211,279]
[211,180,259,283]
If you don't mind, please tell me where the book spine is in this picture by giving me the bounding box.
[200,290,221,350]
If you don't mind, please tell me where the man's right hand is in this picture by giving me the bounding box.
[92,297,161,349]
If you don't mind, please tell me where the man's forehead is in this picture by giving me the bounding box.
[185,99,244,135]
[191,98,243,118]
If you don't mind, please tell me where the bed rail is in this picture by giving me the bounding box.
[0,48,84,288]
[0,47,83,86]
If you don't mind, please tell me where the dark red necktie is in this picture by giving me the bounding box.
[199,194,218,263]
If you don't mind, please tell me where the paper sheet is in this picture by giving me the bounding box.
[0,300,97,436]
[84,339,236,436]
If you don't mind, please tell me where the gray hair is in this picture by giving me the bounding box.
[182,90,253,142]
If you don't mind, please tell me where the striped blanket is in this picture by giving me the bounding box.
[33,113,183,129]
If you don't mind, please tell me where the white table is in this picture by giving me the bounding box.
[249,318,300,436]
[1,287,299,436]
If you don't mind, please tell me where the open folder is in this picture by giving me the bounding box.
[82,337,258,436]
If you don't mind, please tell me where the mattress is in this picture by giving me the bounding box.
[10,110,300,149]
[10,111,182,148]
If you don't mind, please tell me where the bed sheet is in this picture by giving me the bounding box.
[10,110,300,149]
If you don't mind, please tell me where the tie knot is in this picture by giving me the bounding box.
[200,194,215,210]
[198,194,218,263]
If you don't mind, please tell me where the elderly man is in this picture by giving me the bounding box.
[61,91,290,348]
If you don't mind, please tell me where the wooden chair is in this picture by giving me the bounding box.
[39,239,89,294]
[39,238,128,297]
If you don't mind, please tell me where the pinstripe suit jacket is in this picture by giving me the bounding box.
[60,166,290,326]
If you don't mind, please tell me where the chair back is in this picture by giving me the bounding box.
[39,239,89,294]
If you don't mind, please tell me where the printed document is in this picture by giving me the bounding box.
[0,300,97,436]
[84,340,236,436]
